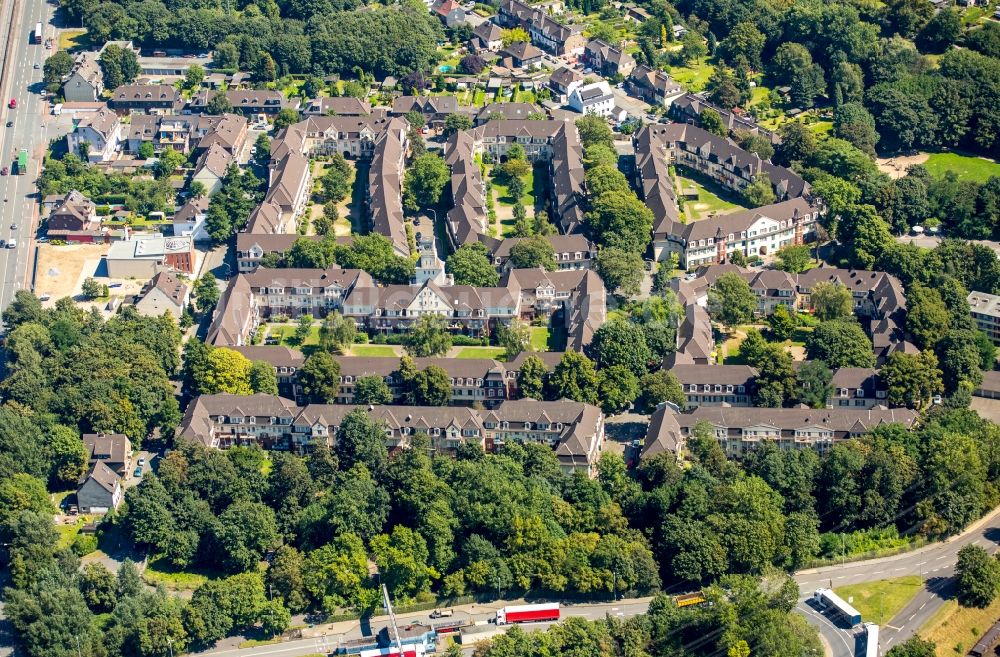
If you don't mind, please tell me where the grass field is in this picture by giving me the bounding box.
[675,167,744,221]
[833,576,924,626]
[666,59,715,92]
[919,594,1000,657]
[349,344,399,357]
[530,327,551,351]
[143,558,218,591]
[55,515,97,550]
[265,324,321,347]
[455,346,506,359]
[59,29,89,51]
[924,152,1000,183]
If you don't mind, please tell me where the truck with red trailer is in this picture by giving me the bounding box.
[494,603,561,625]
[357,647,425,657]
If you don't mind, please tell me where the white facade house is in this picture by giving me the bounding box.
[568,81,615,117]
[65,108,122,163]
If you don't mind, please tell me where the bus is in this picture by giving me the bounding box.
[813,588,862,627]
[16,149,27,175]
[864,623,879,657]
[32,22,42,44]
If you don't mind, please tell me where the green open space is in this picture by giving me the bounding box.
[264,323,321,348]
[674,166,745,222]
[143,557,220,591]
[348,344,399,357]
[833,576,923,626]
[924,151,1000,183]
[920,593,1000,657]
[530,326,551,351]
[455,346,507,359]
[665,59,715,92]
[59,29,90,51]
[55,515,97,550]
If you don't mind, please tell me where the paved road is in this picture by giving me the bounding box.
[0,0,49,321]
[795,504,1000,656]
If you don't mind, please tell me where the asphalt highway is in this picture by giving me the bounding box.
[0,0,51,321]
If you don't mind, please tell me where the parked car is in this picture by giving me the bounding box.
[10,223,16,230]
[7,239,16,248]
[138,457,146,467]
[133,466,143,477]
[33,63,39,69]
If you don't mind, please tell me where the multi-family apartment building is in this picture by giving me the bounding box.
[625,65,685,106]
[497,0,585,55]
[66,107,122,162]
[643,405,920,460]
[206,267,374,346]
[62,53,103,102]
[968,290,1000,344]
[582,39,636,78]
[671,92,776,142]
[177,394,606,475]
[568,81,615,117]
[110,84,182,112]
[366,118,410,256]
[209,265,605,351]
[444,119,585,246]
[478,233,594,271]
[673,363,757,407]
[634,123,814,268]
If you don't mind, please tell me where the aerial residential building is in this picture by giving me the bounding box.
[172,195,210,241]
[500,41,545,69]
[192,142,234,197]
[62,52,103,103]
[497,0,585,55]
[133,271,190,320]
[110,84,182,112]
[470,22,505,52]
[478,233,594,271]
[642,405,920,460]
[475,102,540,124]
[568,81,615,117]
[177,394,606,475]
[303,97,374,116]
[391,96,459,127]
[582,39,636,78]
[431,0,467,26]
[625,65,685,106]
[83,433,133,476]
[367,118,410,257]
[46,190,98,233]
[673,364,757,408]
[106,235,195,277]
[66,107,122,162]
[547,66,583,99]
[77,461,123,514]
[968,290,1000,344]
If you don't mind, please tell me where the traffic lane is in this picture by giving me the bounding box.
[881,575,957,651]
[796,600,855,657]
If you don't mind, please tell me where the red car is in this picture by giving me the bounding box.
[1,167,8,176]
[7,99,15,109]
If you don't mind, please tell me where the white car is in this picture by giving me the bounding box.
[7,239,16,248]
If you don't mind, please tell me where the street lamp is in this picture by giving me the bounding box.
[494,575,501,601]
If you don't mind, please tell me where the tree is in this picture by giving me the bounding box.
[184,64,205,90]
[957,544,1000,607]
[743,177,776,207]
[886,638,937,657]
[80,562,117,613]
[298,352,341,403]
[706,66,741,110]
[708,272,757,328]
[81,277,102,300]
[774,244,811,273]
[274,108,301,131]
[585,190,654,254]
[770,43,825,108]
[547,351,598,403]
[833,102,879,155]
[100,43,140,89]
[796,360,833,409]
[508,235,556,271]
[295,314,314,345]
[335,409,389,476]
[906,284,951,350]
[354,375,393,405]
[937,328,984,393]
[595,247,643,297]
[768,304,796,341]
[699,108,726,136]
[459,54,485,74]
[516,355,548,399]
[444,113,473,135]
[720,21,765,70]
[318,312,356,354]
[588,319,652,376]
[585,165,630,197]
[413,364,452,406]
[446,243,499,287]
[777,122,818,167]
[918,7,962,53]
[249,361,279,395]
[213,501,278,572]
[197,348,254,395]
[597,366,640,414]
[575,114,614,149]
[260,599,290,637]
[883,351,942,408]
[403,153,449,213]
[638,369,685,411]
[403,315,452,357]
[810,281,853,321]
[806,319,876,368]
[207,91,233,114]
[320,154,353,203]
[495,320,531,361]
[43,51,74,90]
[194,273,220,313]
[266,546,309,613]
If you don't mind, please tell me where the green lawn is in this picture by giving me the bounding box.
[59,29,89,51]
[924,151,1000,183]
[530,327,551,351]
[265,324,321,347]
[833,576,924,626]
[55,516,97,550]
[143,558,220,591]
[920,593,1000,657]
[665,59,715,93]
[349,345,399,357]
[455,347,506,359]
[674,166,745,222]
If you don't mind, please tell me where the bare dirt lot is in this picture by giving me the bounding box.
[876,153,929,179]
[34,243,109,302]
